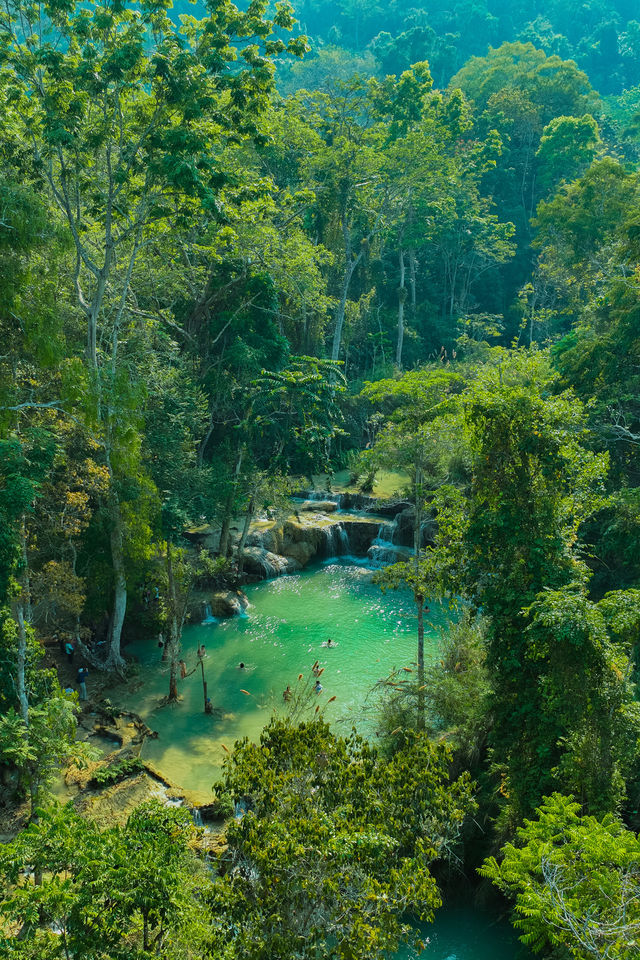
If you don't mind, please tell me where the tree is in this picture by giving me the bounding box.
[0,0,306,671]
[211,716,475,959]
[0,800,211,958]
[535,114,601,196]
[362,367,468,727]
[482,793,640,960]
[462,352,616,821]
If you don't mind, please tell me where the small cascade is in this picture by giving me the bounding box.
[322,522,350,558]
[201,602,217,624]
[192,808,204,827]
[259,551,290,579]
[375,518,398,545]
[305,490,342,508]
[338,524,349,553]
[366,517,411,567]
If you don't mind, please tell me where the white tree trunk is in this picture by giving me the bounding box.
[396,248,406,368]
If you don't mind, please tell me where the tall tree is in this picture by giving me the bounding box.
[0,0,306,670]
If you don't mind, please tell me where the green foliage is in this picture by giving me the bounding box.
[213,716,476,959]
[374,611,491,769]
[0,692,86,812]
[89,754,145,787]
[482,793,640,959]
[0,800,210,959]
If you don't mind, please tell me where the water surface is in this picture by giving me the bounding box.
[397,906,521,959]
[120,560,446,797]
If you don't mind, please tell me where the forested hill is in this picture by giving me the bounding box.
[267,0,640,94]
[2,0,640,957]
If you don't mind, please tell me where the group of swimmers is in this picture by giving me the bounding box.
[282,638,336,701]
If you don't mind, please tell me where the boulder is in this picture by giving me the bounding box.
[299,500,337,512]
[209,590,249,617]
[282,540,317,566]
[241,547,300,579]
[341,519,380,556]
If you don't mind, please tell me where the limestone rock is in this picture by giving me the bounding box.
[299,499,337,512]
[241,547,300,579]
[209,590,249,618]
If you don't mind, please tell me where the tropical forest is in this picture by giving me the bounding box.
[2,0,640,957]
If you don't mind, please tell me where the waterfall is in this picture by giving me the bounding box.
[376,520,395,544]
[307,490,342,508]
[367,518,410,567]
[201,602,217,624]
[259,551,290,579]
[338,525,349,553]
[322,522,350,559]
[192,808,204,827]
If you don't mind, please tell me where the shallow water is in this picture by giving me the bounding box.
[120,559,447,798]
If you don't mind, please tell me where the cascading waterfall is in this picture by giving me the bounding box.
[307,490,342,508]
[367,517,407,567]
[202,602,214,622]
[258,550,291,579]
[322,522,350,558]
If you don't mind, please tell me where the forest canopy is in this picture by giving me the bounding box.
[1,1,640,959]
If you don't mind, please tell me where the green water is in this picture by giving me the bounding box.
[118,560,522,959]
[120,559,446,797]
[397,906,520,960]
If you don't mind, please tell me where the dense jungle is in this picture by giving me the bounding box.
[1,0,640,957]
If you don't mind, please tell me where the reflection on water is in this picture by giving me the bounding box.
[118,560,446,798]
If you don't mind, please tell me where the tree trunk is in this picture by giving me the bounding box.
[236,498,255,578]
[416,594,425,730]
[409,248,417,314]
[331,219,363,366]
[104,475,127,674]
[166,540,180,702]
[396,248,406,368]
[414,463,425,730]
[218,505,233,559]
[218,445,245,557]
[331,259,358,364]
[15,602,30,727]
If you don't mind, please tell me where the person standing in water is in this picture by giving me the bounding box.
[76,667,88,700]
[314,679,323,694]
[282,685,292,702]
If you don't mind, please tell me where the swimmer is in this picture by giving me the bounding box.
[312,660,321,677]
[197,644,206,659]
[179,659,187,679]
[282,685,292,702]
[238,662,245,670]
[322,638,336,648]
[314,679,323,694]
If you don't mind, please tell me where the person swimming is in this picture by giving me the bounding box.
[314,679,323,694]
[322,637,336,648]
[282,685,292,702]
